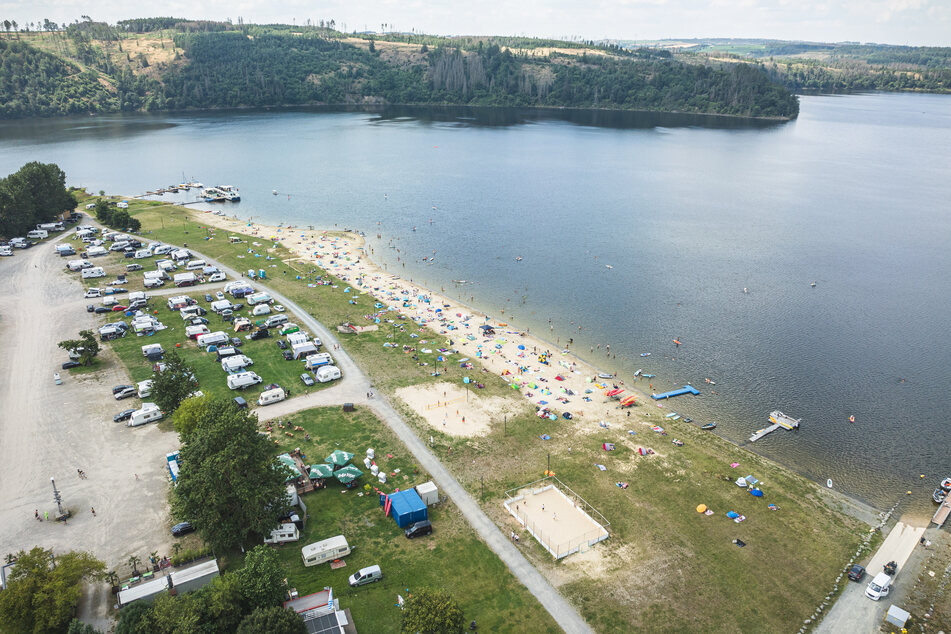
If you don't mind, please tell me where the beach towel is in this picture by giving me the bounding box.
[596,464,607,471]
[539,435,551,440]
[767,504,778,511]
[616,482,629,489]
[602,443,615,451]
[733,515,747,523]
[704,509,714,516]
[730,462,740,468]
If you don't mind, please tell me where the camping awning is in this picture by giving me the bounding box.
[334,465,363,483]
[325,450,354,467]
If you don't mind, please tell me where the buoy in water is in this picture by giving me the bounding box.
[849,415,855,423]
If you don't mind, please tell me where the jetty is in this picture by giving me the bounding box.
[749,410,801,443]
[651,385,700,400]
[933,499,951,527]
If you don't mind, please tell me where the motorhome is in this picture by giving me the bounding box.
[208,271,226,282]
[27,229,48,240]
[247,292,272,306]
[37,222,64,232]
[144,276,164,288]
[128,403,163,427]
[301,535,350,567]
[210,299,234,313]
[227,371,262,390]
[221,355,254,373]
[305,353,333,371]
[185,259,206,271]
[0,246,13,256]
[265,314,289,328]
[81,267,106,279]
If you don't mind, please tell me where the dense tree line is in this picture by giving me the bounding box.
[117,17,229,33]
[0,161,76,237]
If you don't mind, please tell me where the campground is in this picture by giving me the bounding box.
[117,198,876,632]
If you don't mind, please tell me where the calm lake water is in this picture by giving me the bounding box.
[3,94,949,513]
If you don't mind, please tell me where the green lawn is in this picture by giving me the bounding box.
[268,407,559,634]
[118,198,872,632]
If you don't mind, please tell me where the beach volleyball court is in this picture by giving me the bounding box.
[504,478,609,559]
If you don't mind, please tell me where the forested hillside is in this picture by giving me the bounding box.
[0,22,800,119]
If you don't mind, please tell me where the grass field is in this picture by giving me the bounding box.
[266,407,559,633]
[116,198,874,632]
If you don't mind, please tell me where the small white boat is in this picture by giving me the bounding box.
[605,264,613,269]
[827,479,833,488]
[597,373,613,379]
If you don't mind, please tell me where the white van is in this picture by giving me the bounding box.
[144,277,164,288]
[227,371,262,390]
[185,259,206,271]
[0,246,12,256]
[137,380,153,398]
[865,572,892,600]
[81,267,106,279]
[301,535,350,567]
[257,387,286,406]
[305,353,333,371]
[348,565,383,587]
[265,314,289,328]
[128,403,163,427]
[141,343,164,358]
[67,260,92,271]
[27,229,48,239]
[252,304,271,316]
[264,523,300,544]
[153,245,173,255]
[247,292,272,306]
[209,271,226,282]
[221,355,254,373]
[315,365,342,383]
[197,331,229,348]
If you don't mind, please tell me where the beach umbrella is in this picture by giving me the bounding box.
[518,344,525,350]
[334,464,363,484]
[325,450,354,468]
[696,504,707,513]
[309,463,334,479]
[277,454,301,482]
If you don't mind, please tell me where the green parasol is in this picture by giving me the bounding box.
[308,463,334,479]
[325,449,355,468]
[333,464,363,484]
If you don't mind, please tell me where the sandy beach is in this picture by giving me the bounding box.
[192,211,684,453]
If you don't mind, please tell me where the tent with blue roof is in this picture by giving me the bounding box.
[380,489,428,528]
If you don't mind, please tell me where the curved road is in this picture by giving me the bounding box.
[188,246,592,633]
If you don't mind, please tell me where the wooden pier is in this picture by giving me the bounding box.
[933,499,951,527]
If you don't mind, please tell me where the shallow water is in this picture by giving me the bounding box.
[2,94,949,512]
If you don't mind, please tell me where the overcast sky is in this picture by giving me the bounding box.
[3,0,948,46]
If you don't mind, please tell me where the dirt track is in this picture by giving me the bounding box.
[0,237,178,624]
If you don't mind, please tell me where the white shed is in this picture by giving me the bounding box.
[415,481,439,506]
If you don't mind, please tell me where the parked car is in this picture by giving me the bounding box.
[113,409,136,422]
[112,384,134,394]
[86,304,95,312]
[126,263,143,271]
[300,373,315,386]
[189,317,209,326]
[848,564,866,582]
[171,521,195,537]
[114,386,137,400]
[404,520,433,539]
[233,396,248,409]
[276,339,288,350]
[204,293,213,302]
[94,307,111,314]
[249,328,270,340]
[61,361,81,369]
[84,288,102,298]
[215,291,225,300]
[273,304,285,312]
[282,350,294,361]
[111,305,128,312]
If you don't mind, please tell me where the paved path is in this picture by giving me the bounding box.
[187,246,592,633]
[816,519,925,633]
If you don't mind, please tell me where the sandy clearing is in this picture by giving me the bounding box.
[506,484,609,558]
[394,381,510,437]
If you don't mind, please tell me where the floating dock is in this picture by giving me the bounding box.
[651,385,700,400]
[933,499,951,527]
[749,411,801,443]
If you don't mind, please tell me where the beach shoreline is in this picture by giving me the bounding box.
[181,206,887,522]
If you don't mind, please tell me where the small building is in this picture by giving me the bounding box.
[381,489,428,528]
[283,587,352,633]
[117,559,219,607]
[415,481,438,506]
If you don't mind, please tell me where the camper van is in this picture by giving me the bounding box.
[144,276,164,288]
[265,314,289,328]
[221,355,254,373]
[128,403,163,427]
[81,267,106,280]
[304,353,333,371]
[196,331,229,348]
[247,292,272,306]
[257,387,286,406]
[208,271,226,282]
[348,565,383,587]
[0,246,12,256]
[227,371,262,390]
[185,259,206,271]
[264,523,300,545]
[315,365,342,383]
[301,535,351,567]
[26,229,48,240]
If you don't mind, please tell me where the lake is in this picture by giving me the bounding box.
[2,93,949,513]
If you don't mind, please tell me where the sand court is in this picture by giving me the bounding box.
[505,480,610,559]
[395,381,508,437]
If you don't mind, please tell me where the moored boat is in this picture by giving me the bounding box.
[701,422,717,430]
[934,488,948,504]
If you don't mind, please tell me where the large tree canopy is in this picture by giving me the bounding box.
[150,350,199,416]
[401,587,465,634]
[0,547,105,634]
[0,162,76,237]
[173,398,291,551]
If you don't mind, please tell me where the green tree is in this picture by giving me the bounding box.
[67,619,102,634]
[0,162,76,236]
[173,398,291,552]
[400,587,464,634]
[202,573,246,632]
[172,394,208,438]
[150,350,199,415]
[115,601,153,634]
[237,546,287,610]
[236,606,305,634]
[93,199,112,224]
[149,592,201,633]
[0,547,106,633]
[127,555,141,576]
[58,330,101,366]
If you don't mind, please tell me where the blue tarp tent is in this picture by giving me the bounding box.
[380,489,428,528]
